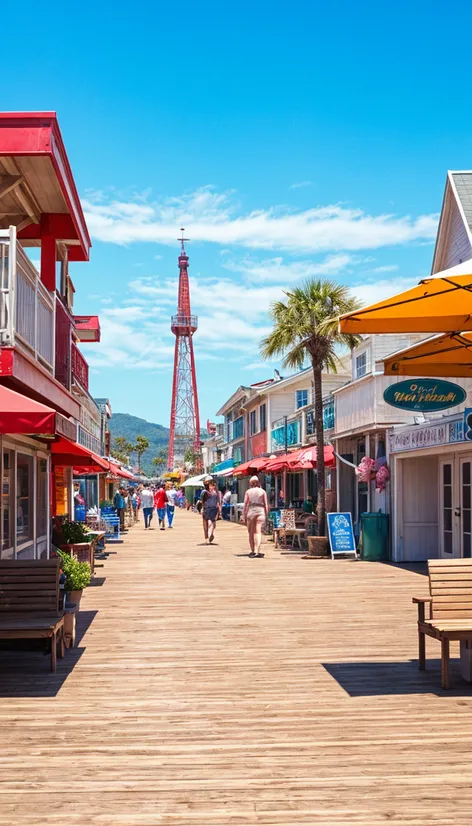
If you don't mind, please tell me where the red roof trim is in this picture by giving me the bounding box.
[0,112,91,260]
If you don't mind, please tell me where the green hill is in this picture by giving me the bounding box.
[109,413,170,475]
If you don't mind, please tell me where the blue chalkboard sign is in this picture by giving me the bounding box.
[327,512,357,558]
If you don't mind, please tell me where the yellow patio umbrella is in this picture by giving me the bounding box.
[383,332,472,378]
[339,262,472,335]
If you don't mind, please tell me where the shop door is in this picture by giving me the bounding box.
[439,459,459,558]
[460,457,472,558]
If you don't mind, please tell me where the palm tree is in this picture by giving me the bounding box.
[134,435,150,474]
[152,450,168,473]
[260,278,361,535]
[111,436,134,465]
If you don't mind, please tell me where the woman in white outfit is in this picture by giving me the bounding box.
[243,476,268,557]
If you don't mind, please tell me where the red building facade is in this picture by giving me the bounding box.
[0,112,103,558]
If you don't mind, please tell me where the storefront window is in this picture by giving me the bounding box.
[1,449,13,558]
[17,453,34,558]
[37,457,48,558]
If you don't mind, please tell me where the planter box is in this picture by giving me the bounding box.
[307,536,330,557]
[60,542,94,573]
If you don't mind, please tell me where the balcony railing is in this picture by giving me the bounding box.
[0,227,54,372]
[71,341,89,391]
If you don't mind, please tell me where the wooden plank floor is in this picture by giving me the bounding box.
[1,512,472,824]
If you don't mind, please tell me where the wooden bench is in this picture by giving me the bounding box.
[0,559,65,672]
[414,557,472,689]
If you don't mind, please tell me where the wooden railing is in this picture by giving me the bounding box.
[71,341,89,390]
[0,227,55,373]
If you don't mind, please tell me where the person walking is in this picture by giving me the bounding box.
[113,487,125,531]
[166,485,178,528]
[200,480,221,544]
[140,483,155,529]
[154,484,168,530]
[243,476,268,557]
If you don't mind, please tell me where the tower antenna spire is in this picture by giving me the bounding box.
[178,227,189,254]
[168,232,201,471]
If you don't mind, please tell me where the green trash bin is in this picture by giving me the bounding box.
[360,512,389,561]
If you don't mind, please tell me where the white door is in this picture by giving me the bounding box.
[460,457,472,559]
[439,458,459,557]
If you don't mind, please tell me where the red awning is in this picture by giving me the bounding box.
[266,446,335,473]
[51,437,109,472]
[233,457,271,476]
[0,385,56,433]
[108,461,134,480]
[295,445,335,468]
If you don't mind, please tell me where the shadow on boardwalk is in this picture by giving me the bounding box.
[0,610,97,698]
[323,657,472,697]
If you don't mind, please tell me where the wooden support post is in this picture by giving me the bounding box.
[441,637,450,690]
[51,631,57,673]
[40,235,56,292]
[417,601,426,670]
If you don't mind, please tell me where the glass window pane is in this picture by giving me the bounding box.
[443,464,452,485]
[37,458,48,538]
[464,486,471,510]
[464,463,471,485]
[17,453,34,546]
[444,531,453,553]
[444,508,452,532]
[444,485,452,508]
[464,510,471,534]
[464,534,471,558]
[1,449,13,558]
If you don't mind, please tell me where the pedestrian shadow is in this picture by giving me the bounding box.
[323,658,472,696]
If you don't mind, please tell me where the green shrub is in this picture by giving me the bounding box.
[57,551,91,591]
[61,520,89,544]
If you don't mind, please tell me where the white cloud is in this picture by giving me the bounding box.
[371,264,399,273]
[242,361,272,371]
[289,181,313,190]
[351,276,417,306]
[83,186,438,254]
[224,253,354,283]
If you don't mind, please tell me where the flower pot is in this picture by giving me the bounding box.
[306,536,330,558]
[63,607,77,648]
[69,589,83,609]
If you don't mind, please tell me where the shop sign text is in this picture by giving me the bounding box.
[383,379,466,412]
[389,418,465,453]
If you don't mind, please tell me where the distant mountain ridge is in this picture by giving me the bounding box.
[109,413,170,475]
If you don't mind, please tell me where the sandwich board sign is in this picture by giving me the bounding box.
[327,512,357,559]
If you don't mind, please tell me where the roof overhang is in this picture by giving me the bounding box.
[74,315,101,342]
[0,112,91,261]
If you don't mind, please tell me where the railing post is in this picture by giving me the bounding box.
[34,276,38,361]
[8,226,17,346]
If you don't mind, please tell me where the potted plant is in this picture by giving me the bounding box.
[57,551,91,608]
[60,519,90,549]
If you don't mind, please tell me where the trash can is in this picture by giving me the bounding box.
[360,512,389,561]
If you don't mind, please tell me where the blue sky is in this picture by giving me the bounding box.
[4,0,472,426]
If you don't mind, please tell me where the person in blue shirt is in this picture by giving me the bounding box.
[113,488,125,530]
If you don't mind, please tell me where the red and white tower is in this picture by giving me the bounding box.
[168,230,201,470]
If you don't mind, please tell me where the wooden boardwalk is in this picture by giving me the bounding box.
[1,512,472,824]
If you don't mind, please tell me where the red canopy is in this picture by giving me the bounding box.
[108,461,134,480]
[266,446,335,473]
[233,457,271,476]
[0,385,56,434]
[51,438,109,473]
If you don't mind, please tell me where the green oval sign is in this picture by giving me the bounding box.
[383,379,466,412]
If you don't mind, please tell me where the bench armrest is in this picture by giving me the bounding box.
[412,596,432,621]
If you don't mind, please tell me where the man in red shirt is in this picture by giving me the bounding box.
[154,484,168,530]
